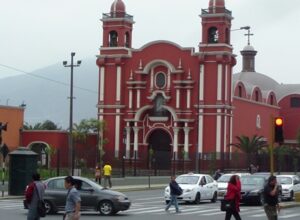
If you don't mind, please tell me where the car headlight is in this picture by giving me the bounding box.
[185,189,192,192]
[115,195,126,202]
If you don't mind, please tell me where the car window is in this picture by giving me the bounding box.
[81,181,92,190]
[241,176,264,186]
[47,179,65,190]
[200,177,207,185]
[277,177,292,185]
[217,175,232,183]
[206,175,214,183]
[176,176,199,184]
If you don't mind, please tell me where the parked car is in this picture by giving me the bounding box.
[240,175,266,205]
[276,175,300,201]
[24,176,131,215]
[164,173,218,204]
[217,173,250,199]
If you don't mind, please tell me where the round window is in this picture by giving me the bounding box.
[156,72,166,88]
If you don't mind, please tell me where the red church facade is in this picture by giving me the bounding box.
[95,0,279,171]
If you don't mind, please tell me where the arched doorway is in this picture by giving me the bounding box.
[27,142,50,168]
[148,129,172,170]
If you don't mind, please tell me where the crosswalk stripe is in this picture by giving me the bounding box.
[178,208,220,215]
[125,206,160,212]
[280,213,300,219]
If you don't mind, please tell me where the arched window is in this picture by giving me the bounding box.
[238,85,242,97]
[270,95,274,105]
[255,90,259,101]
[109,31,118,47]
[155,72,166,88]
[125,32,130,47]
[208,27,219,43]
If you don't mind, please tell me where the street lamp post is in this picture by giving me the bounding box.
[63,52,81,176]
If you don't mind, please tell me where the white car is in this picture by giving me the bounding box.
[276,175,300,201]
[164,173,218,204]
[217,173,250,199]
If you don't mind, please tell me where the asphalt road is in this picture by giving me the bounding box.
[1,189,300,220]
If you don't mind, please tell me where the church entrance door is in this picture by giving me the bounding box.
[148,129,172,170]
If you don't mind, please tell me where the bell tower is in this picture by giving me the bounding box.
[101,0,134,50]
[200,0,233,52]
[197,0,236,159]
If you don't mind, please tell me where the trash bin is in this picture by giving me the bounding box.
[8,147,38,195]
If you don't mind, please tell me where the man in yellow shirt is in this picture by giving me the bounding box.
[103,164,112,188]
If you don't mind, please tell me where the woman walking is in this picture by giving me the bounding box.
[224,175,242,220]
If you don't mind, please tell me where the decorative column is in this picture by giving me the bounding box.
[173,127,179,159]
[183,124,190,159]
[133,126,139,158]
[125,127,131,158]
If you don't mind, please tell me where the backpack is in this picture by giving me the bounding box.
[176,186,183,196]
[25,182,35,204]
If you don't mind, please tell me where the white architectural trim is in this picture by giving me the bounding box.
[173,127,179,159]
[137,89,141,108]
[116,66,121,101]
[216,109,222,156]
[199,64,204,101]
[125,126,131,158]
[176,89,180,108]
[198,110,204,154]
[225,64,228,102]
[129,90,133,109]
[187,89,191,109]
[100,67,105,101]
[115,111,120,157]
[217,64,222,101]
[224,114,227,153]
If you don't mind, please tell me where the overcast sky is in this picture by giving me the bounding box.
[1,0,300,84]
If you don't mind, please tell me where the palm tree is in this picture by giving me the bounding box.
[23,120,61,130]
[72,118,108,167]
[229,135,268,166]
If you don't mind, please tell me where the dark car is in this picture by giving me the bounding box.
[240,175,266,205]
[24,176,131,215]
[240,174,282,205]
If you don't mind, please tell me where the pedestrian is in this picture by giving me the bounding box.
[165,175,182,213]
[263,175,280,220]
[25,173,46,220]
[64,176,81,220]
[213,168,222,180]
[95,164,102,184]
[224,175,241,220]
[249,164,256,174]
[103,163,112,188]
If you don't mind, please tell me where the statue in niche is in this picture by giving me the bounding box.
[152,94,166,117]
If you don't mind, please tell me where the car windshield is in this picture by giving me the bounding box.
[217,175,232,183]
[176,176,199,184]
[241,176,265,186]
[277,177,292,185]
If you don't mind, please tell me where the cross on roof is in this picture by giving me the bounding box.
[244,28,254,45]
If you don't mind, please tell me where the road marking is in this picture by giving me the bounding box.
[280,213,300,219]
[177,208,220,215]
[125,206,160,212]
[135,196,163,201]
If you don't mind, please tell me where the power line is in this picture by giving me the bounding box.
[0,63,97,94]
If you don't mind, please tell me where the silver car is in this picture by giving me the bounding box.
[24,176,131,215]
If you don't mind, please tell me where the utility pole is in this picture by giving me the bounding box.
[63,52,81,176]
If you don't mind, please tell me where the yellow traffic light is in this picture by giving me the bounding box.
[274,117,284,143]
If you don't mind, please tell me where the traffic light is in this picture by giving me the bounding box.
[274,117,284,143]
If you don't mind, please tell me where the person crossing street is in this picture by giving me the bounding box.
[165,175,182,213]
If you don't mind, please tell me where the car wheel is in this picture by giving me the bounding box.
[99,200,115,215]
[290,191,294,201]
[211,192,217,203]
[44,200,55,214]
[194,193,201,204]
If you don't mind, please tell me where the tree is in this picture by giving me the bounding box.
[72,118,108,167]
[229,135,268,166]
[23,120,61,130]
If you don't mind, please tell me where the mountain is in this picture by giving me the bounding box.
[0,58,98,129]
